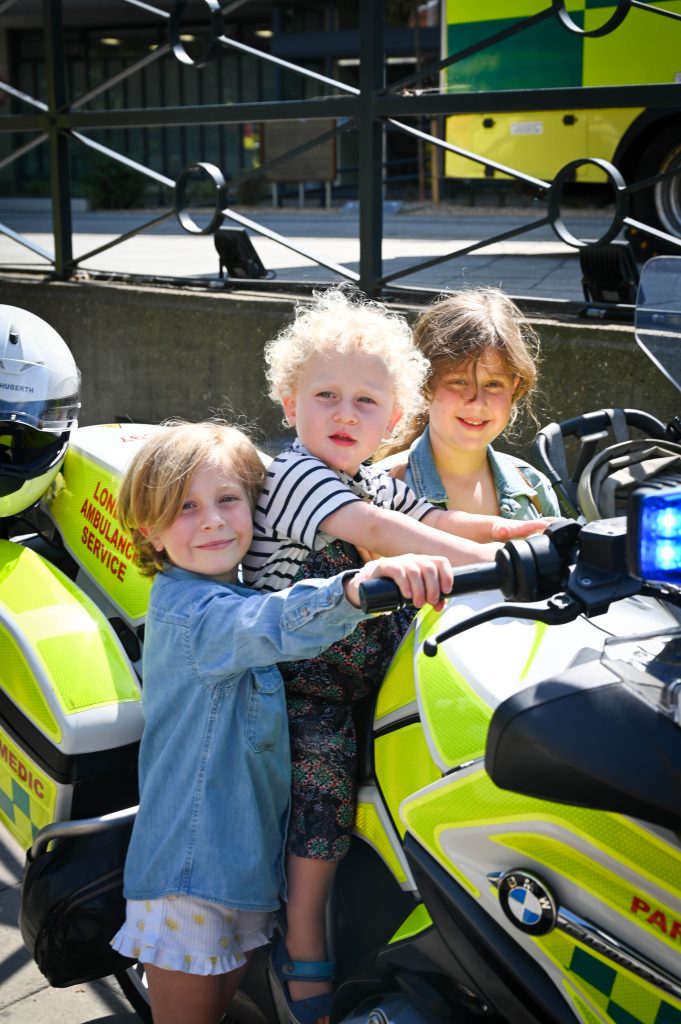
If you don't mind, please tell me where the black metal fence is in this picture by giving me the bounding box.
[1,0,680,309]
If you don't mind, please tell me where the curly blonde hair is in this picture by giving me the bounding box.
[118,420,265,578]
[264,286,429,444]
[376,287,542,459]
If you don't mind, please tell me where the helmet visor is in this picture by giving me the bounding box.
[0,355,80,431]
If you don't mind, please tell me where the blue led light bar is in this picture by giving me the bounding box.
[636,489,681,583]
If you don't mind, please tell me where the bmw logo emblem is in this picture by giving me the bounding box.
[497,870,557,935]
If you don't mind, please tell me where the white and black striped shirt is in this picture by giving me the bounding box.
[243,439,434,591]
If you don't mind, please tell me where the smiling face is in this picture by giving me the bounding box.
[142,456,254,582]
[428,350,519,456]
[282,350,402,475]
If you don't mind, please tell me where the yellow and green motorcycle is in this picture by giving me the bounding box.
[6,257,681,1024]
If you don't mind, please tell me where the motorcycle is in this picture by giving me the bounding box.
[5,256,681,1024]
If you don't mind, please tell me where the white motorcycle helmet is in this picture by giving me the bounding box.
[0,305,81,518]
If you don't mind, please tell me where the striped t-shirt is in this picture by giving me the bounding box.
[242,439,435,591]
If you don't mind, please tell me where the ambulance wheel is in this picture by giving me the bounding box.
[627,124,681,261]
[116,964,152,1023]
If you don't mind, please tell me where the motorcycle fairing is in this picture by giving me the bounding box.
[354,615,447,894]
[400,764,681,1022]
[0,721,58,848]
[411,592,678,773]
[374,604,435,727]
[367,598,613,886]
[0,539,143,849]
[388,902,433,944]
[364,610,441,883]
[43,423,157,628]
[355,783,415,891]
[487,657,681,833]
[406,834,578,1024]
[413,590,556,771]
[373,722,440,844]
[0,541,142,746]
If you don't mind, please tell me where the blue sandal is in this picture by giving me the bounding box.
[270,938,335,1024]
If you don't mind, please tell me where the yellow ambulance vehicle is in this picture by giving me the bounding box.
[442,0,681,256]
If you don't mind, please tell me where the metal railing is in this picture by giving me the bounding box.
[1,0,680,309]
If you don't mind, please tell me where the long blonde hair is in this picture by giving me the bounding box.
[118,420,265,577]
[376,287,541,459]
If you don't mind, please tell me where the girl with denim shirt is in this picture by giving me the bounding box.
[375,287,560,519]
[109,419,453,1024]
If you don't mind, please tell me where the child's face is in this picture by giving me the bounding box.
[282,350,402,475]
[428,350,519,455]
[142,457,253,582]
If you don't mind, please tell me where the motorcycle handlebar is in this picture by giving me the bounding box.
[358,561,501,613]
[358,521,581,614]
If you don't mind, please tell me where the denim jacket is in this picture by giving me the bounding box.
[123,566,366,912]
[403,426,560,519]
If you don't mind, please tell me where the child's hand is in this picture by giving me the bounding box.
[345,554,453,612]
[490,516,557,542]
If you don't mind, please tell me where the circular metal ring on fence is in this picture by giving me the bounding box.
[552,0,631,36]
[169,0,224,67]
[175,162,226,235]
[548,158,628,247]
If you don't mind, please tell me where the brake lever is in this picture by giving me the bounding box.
[423,593,582,657]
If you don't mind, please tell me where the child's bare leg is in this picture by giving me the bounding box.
[145,956,250,1024]
[285,853,338,1008]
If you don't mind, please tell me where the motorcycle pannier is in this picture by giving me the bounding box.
[19,817,135,987]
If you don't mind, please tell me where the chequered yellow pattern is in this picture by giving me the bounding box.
[402,767,681,1022]
[446,0,586,23]
[541,931,681,1023]
[565,985,606,1024]
[442,0,678,182]
[0,725,56,847]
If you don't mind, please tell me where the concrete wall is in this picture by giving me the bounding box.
[1,275,678,462]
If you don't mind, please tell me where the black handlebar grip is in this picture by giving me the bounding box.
[358,578,405,613]
[358,561,502,614]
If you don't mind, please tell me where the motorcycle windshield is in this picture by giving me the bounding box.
[635,256,681,393]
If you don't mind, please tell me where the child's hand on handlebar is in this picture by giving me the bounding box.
[490,516,557,542]
[344,554,453,612]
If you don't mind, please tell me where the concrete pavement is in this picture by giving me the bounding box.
[0,199,617,302]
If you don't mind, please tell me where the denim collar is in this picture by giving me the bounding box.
[163,562,252,596]
[405,426,538,512]
[404,425,448,506]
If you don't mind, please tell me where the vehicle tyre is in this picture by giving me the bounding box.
[626,124,681,261]
[115,964,152,1023]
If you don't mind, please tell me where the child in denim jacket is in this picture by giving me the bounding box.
[375,287,560,519]
[110,419,451,1024]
